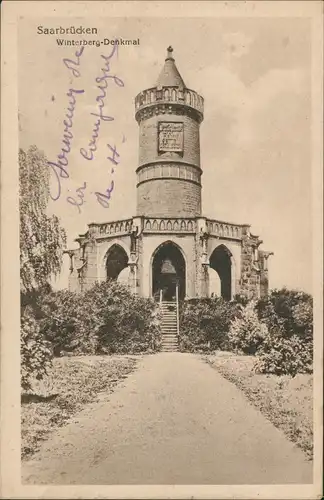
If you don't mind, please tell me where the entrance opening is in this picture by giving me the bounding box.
[152,242,186,301]
[106,244,129,281]
[209,245,232,300]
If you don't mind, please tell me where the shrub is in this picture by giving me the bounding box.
[255,332,313,376]
[253,288,313,376]
[228,301,268,355]
[179,298,240,352]
[81,281,161,354]
[292,300,313,341]
[21,306,53,391]
[256,288,313,340]
[38,289,83,356]
[36,280,161,356]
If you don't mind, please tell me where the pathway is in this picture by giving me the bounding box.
[22,353,312,485]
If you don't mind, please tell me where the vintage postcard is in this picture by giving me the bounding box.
[1,1,323,498]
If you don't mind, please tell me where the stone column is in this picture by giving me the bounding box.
[128,226,139,294]
[197,224,209,298]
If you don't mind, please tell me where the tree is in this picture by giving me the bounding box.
[20,146,66,391]
[20,146,66,292]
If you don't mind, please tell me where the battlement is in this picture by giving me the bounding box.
[135,86,204,123]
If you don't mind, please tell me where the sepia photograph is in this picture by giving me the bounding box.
[1,1,323,498]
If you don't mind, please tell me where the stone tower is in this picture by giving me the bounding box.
[135,46,204,218]
[67,47,272,301]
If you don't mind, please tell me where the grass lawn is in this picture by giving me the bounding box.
[205,351,313,460]
[21,355,139,460]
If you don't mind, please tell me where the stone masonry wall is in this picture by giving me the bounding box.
[239,229,261,299]
[137,179,201,217]
[138,113,200,168]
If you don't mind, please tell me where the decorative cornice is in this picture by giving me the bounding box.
[137,176,202,188]
[135,101,203,124]
[136,160,202,175]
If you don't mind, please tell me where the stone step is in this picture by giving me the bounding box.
[160,301,179,351]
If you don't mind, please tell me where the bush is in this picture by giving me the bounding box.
[253,288,313,376]
[38,289,82,356]
[255,332,313,376]
[256,288,313,340]
[292,300,313,341]
[179,298,240,352]
[21,306,53,391]
[37,280,161,356]
[82,281,161,354]
[228,301,268,355]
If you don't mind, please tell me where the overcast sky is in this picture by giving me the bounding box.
[19,16,312,292]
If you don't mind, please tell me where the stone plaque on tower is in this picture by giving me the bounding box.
[158,122,184,153]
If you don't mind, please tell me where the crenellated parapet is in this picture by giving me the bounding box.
[135,86,204,124]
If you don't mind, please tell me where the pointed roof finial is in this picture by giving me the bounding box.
[166,45,174,61]
[156,45,185,88]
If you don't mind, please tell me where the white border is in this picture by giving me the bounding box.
[1,1,323,498]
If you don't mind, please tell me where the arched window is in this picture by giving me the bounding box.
[152,242,186,301]
[106,244,129,281]
[209,245,232,300]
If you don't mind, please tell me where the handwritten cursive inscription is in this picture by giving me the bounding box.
[67,182,87,213]
[63,46,84,78]
[49,43,126,212]
[48,46,85,201]
[80,44,124,161]
[94,180,115,208]
[48,87,85,201]
[93,141,122,208]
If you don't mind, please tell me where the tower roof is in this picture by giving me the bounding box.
[156,46,186,89]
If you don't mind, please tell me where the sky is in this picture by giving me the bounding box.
[18,16,312,292]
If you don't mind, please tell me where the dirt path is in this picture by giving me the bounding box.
[22,353,312,485]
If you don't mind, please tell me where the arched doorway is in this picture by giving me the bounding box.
[152,242,186,301]
[106,244,129,280]
[209,245,232,300]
